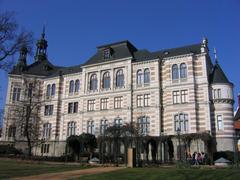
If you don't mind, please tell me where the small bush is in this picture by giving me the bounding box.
[0,145,22,155]
[213,151,240,162]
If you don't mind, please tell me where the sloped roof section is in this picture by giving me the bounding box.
[10,59,61,76]
[209,63,232,85]
[234,108,240,121]
[46,64,82,78]
[83,40,138,66]
[133,43,202,62]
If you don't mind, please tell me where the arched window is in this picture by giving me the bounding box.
[67,121,76,136]
[69,80,74,93]
[100,119,108,135]
[116,69,124,87]
[180,63,187,79]
[102,72,110,89]
[144,68,150,84]
[137,69,142,85]
[51,84,56,96]
[174,113,188,132]
[172,64,179,80]
[114,118,123,128]
[8,125,16,137]
[46,84,51,96]
[75,79,80,92]
[43,123,51,138]
[87,120,95,134]
[90,74,98,90]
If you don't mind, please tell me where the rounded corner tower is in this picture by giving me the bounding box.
[210,60,235,152]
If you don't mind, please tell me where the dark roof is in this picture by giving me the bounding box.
[133,43,202,62]
[84,41,203,66]
[209,62,232,85]
[234,108,240,121]
[10,40,204,77]
[83,40,138,66]
[10,59,61,76]
[46,64,82,78]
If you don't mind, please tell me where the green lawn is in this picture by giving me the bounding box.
[77,167,240,180]
[0,158,90,179]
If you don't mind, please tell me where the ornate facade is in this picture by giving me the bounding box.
[1,31,235,160]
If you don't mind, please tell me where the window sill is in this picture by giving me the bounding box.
[88,90,98,93]
[180,78,187,82]
[115,86,125,90]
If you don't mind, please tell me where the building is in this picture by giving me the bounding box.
[1,30,235,160]
[234,94,240,151]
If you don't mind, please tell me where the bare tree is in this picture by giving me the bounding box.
[0,11,33,71]
[13,77,43,157]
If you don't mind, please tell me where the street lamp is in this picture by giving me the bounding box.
[177,128,181,161]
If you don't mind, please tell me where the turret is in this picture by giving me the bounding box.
[34,26,48,61]
[13,46,28,73]
[210,48,234,152]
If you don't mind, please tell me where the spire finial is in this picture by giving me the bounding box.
[214,47,218,64]
[41,24,45,39]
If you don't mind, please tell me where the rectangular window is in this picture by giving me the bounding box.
[74,102,78,113]
[213,89,221,99]
[87,120,95,134]
[100,98,108,110]
[217,115,223,130]
[114,96,123,109]
[173,91,180,104]
[12,87,21,101]
[137,95,143,107]
[41,144,50,153]
[144,94,150,107]
[69,102,78,113]
[217,89,221,98]
[181,90,188,103]
[44,105,53,116]
[68,103,73,113]
[103,48,111,59]
[87,99,95,111]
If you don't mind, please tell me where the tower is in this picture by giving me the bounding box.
[210,48,235,152]
[34,26,48,61]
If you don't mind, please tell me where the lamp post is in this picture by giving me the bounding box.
[177,128,181,161]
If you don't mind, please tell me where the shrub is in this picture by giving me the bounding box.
[0,145,22,155]
[213,151,235,161]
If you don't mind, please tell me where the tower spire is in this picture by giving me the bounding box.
[34,25,48,62]
[41,24,45,39]
[214,47,218,64]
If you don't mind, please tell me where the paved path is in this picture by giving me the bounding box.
[12,167,125,180]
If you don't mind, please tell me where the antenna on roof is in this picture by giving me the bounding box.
[214,47,218,64]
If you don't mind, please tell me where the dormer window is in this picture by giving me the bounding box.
[103,48,111,59]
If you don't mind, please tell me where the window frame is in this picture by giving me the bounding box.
[217,115,223,131]
[116,69,124,88]
[172,64,179,80]
[100,98,109,110]
[114,96,123,109]
[144,68,150,84]
[67,121,76,136]
[87,120,95,134]
[87,99,95,111]
[102,71,110,89]
[90,74,98,91]
[180,63,187,79]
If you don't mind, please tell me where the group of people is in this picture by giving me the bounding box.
[191,152,207,165]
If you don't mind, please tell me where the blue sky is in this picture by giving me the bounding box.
[0,0,239,113]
